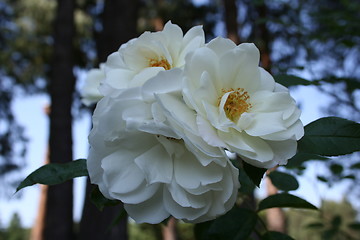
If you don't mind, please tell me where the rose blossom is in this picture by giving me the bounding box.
[178,37,304,168]
[99,21,205,96]
[81,64,105,106]
[87,71,239,223]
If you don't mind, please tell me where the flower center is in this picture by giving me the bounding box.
[148,57,171,70]
[220,88,251,122]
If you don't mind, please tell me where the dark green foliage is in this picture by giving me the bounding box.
[268,171,299,191]
[274,74,318,87]
[286,153,328,168]
[298,117,360,156]
[195,207,258,240]
[16,159,88,192]
[242,161,267,187]
[258,193,317,212]
[261,231,295,240]
[90,186,120,211]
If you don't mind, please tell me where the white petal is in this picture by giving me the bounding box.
[130,67,164,87]
[174,152,223,189]
[183,25,204,47]
[206,37,236,57]
[142,68,183,101]
[262,119,304,141]
[102,68,134,90]
[196,115,227,148]
[156,93,198,133]
[163,187,210,221]
[244,111,287,136]
[106,52,126,69]
[219,130,274,162]
[112,181,160,205]
[134,144,173,184]
[177,36,204,66]
[101,149,145,194]
[258,67,276,91]
[124,187,170,224]
[185,47,219,91]
[267,139,298,165]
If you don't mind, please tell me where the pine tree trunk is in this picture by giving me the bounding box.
[223,0,241,44]
[78,1,139,239]
[43,0,75,239]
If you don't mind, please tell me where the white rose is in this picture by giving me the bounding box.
[179,37,304,168]
[87,70,239,223]
[81,64,105,106]
[99,21,205,95]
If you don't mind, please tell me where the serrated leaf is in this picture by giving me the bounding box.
[274,74,318,87]
[90,186,120,211]
[258,193,317,212]
[16,159,88,192]
[286,152,328,168]
[242,161,267,187]
[268,171,299,191]
[207,207,258,240]
[298,117,360,156]
[261,231,295,240]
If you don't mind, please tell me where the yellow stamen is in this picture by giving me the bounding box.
[148,57,171,70]
[219,88,251,122]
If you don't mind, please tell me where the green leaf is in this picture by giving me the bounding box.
[207,207,258,240]
[90,186,120,211]
[298,117,360,156]
[274,74,318,87]
[286,152,328,168]
[268,171,299,191]
[242,160,267,187]
[16,159,88,192]
[106,208,127,232]
[238,165,256,195]
[194,221,213,240]
[261,231,295,240]
[258,193,317,212]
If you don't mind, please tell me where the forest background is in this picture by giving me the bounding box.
[0,0,360,239]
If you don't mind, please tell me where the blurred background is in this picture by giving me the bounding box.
[0,0,359,239]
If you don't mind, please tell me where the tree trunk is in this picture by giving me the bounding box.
[255,1,287,233]
[30,106,50,240]
[96,0,139,63]
[78,179,128,240]
[265,173,287,233]
[78,1,139,239]
[162,217,178,240]
[43,0,75,239]
[222,0,241,44]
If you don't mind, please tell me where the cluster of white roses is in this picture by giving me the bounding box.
[81,22,304,224]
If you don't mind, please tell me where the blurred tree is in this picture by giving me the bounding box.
[6,213,28,240]
[0,0,30,198]
[44,0,75,239]
[78,1,139,240]
[287,199,360,240]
